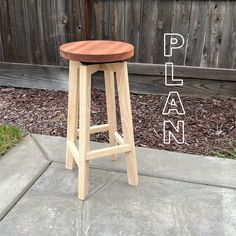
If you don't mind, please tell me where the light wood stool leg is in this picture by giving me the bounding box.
[78,65,91,200]
[104,70,118,161]
[66,61,138,200]
[116,62,138,186]
[66,60,80,170]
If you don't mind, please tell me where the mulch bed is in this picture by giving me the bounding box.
[0,87,235,156]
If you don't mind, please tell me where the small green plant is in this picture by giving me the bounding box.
[209,142,236,160]
[0,124,25,157]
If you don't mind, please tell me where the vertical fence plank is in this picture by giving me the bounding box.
[91,0,110,40]
[22,0,33,63]
[84,0,92,39]
[109,0,125,41]
[8,0,33,63]
[218,1,236,69]
[171,0,192,65]
[201,1,226,68]
[186,0,209,66]
[54,0,70,66]
[91,0,103,39]
[228,1,236,69]
[36,0,69,65]
[0,32,4,61]
[42,0,60,65]
[102,0,110,39]
[153,0,174,64]
[33,0,47,64]
[0,0,16,62]
[24,0,44,64]
[67,0,84,41]
[138,0,158,63]
[124,0,142,62]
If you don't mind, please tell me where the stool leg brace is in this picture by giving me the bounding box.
[66,61,138,200]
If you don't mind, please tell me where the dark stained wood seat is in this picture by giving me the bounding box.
[60,40,134,63]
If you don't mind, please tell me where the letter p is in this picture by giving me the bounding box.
[164,33,185,57]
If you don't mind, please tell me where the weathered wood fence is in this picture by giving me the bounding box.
[0,0,236,69]
[0,0,235,96]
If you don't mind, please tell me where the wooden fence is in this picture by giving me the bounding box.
[0,0,235,97]
[0,0,236,69]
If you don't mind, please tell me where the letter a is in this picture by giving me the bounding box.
[162,91,185,115]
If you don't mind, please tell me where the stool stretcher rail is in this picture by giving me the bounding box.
[114,131,124,145]
[68,139,130,162]
[77,124,109,135]
[86,144,131,160]
[67,141,79,165]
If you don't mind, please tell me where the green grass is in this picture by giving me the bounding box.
[0,124,25,157]
[209,142,236,160]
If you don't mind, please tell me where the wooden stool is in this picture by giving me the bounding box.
[60,40,138,200]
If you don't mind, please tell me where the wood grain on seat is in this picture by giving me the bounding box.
[60,40,134,63]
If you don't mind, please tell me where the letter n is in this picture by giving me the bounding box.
[163,120,185,144]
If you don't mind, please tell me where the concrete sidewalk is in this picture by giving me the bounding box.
[0,134,235,236]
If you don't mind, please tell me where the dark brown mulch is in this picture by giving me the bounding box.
[0,87,235,156]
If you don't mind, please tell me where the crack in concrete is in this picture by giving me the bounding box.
[79,174,120,236]
[80,201,85,236]
[0,135,53,222]
[0,162,52,222]
[30,134,51,162]
[89,166,236,191]
[88,174,119,200]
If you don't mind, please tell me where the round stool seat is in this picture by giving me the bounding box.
[60,40,134,63]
